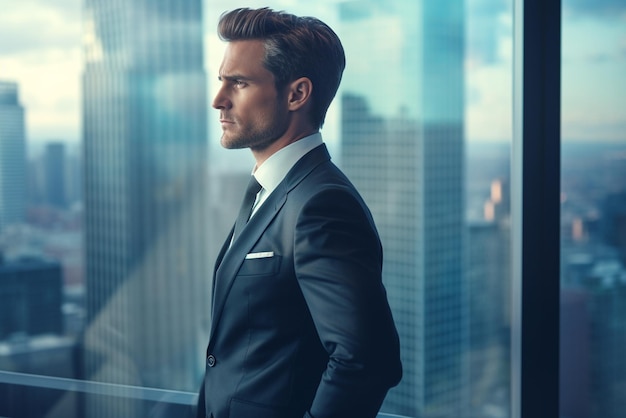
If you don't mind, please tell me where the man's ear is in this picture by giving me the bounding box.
[287,77,313,111]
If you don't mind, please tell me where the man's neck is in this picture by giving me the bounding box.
[251,128,318,167]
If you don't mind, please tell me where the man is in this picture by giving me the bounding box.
[199,7,401,418]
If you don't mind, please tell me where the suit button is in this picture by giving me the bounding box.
[207,354,216,367]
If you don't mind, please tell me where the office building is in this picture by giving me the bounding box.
[81,0,209,403]
[467,219,511,417]
[0,257,64,339]
[0,81,27,232]
[339,1,467,416]
[44,142,67,209]
[602,191,626,264]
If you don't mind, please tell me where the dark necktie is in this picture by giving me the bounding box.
[232,176,262,241]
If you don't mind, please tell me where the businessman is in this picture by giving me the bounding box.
[199,7,402,418]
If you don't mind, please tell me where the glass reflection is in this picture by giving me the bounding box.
[560,0,626,417]
[0,1,517,417]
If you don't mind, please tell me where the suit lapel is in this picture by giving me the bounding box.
[209,189,287,341]
[209,144,331,343]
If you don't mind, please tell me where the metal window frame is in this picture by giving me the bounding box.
[511,0,561,417]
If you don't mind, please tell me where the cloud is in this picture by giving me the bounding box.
[0,0,82,143]
[465,62,513,142]
[466,0,512,65]
[0,0,81,54]
[0,48,82,143]
[564,0,626,16]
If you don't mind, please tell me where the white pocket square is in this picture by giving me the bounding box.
[245,251,274,259]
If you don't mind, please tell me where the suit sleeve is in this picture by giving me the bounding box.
[294,187,402,418]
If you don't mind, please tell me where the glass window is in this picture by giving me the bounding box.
[0,1,515,416]
[560,0,626,417]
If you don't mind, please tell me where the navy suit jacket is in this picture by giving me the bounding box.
[199,144,401,418]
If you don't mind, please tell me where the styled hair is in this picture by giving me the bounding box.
[217,7,345,128]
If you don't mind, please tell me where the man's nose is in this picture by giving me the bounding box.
[212,86,231,110]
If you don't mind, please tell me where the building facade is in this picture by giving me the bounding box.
[43,142,67,209]
[81,0,209,409]
[339,1,467,416]
[0,81,27,232]
[0,258,63,340]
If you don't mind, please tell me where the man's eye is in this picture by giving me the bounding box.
[234,80,246,88]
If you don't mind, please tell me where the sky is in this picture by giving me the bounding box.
[0,0,624,151]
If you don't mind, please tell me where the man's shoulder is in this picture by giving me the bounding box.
[289,162,371,217]
[297,160,354,191]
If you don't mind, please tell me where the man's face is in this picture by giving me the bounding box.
[212,40,289,151]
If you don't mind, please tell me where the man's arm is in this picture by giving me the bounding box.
[294,187,402,418]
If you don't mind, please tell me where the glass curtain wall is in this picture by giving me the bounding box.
[559,0,626,417]
[0,0,515,417]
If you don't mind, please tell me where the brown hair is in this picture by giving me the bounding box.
[218,7,345,128]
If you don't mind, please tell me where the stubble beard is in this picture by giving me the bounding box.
[220,121,286,152]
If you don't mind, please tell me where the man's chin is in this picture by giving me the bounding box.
[220,135,276,151]
[220,137,246,150]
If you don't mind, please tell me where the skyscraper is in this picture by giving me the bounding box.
[0,81,27,232]
[467,218,511,417]
[339,1,467,416]
[81,0,209,408]
[0,258,63,340]
[43,142,67,209]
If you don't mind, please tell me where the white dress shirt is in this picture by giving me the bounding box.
[249,132,324,218]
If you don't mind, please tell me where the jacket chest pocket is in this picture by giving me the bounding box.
[237,254,282,276]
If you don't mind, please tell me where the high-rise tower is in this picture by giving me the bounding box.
[0,81,27,232]
[81,0,209,405]
[43,142,67,209]
[339,1,467,416]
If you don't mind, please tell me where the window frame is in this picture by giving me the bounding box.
[511,0,561,417]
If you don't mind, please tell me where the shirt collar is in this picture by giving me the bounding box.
[253,132,323,194]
